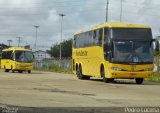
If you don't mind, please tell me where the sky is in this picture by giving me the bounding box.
[0,0,160,51]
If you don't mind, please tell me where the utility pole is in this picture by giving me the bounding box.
[34,25,40,52]
[106,0,109,22]
[120,0,123,22]
[7,40,12,47]
[16,37,21,47]
[59,13,66,67]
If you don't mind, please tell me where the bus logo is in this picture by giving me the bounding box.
[76,50,88,56]
[131,65,136,72]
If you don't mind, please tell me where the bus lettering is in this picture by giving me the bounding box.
[76,50,88,56]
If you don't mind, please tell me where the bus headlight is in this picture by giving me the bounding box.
[111,67,122,71]
[144,68,153,71]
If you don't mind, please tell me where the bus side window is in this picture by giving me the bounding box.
[2,51,6,59]
[73,36,76,48]
[6,51,12,60]
[104,28,111,60]
[98,29,103,46]
[93,30,97,45]
[10,52,14,60]
[93,29,103,46]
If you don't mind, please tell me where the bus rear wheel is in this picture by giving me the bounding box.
[5,69,9,72]
[18,70,23,73]
[136,78,143,84]
[28,70,31,74]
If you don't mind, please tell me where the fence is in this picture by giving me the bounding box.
[35,56,160,73]
[34,58,72,70]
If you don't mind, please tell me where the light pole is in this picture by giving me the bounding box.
[106,0,109,22]
[16,37,22,47]
[120,0,123,22]
[59,14,66,66]
[34,25,40,52]
[7,40,12,47]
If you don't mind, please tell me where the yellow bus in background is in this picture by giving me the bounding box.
[72,22,154,84]
[1,47,34,73]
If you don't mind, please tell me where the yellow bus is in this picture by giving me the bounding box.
[72,22,154,84]
[1,47,34,73]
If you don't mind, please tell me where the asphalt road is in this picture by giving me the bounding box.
[0,69,160,112]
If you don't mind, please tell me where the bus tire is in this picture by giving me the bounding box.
[11,66,14,73]
[84,76,90,80]
[18,70,23,73]
[28,70,31,74]
[101,66,114,83]
[101,66,107,83]
[77,66,84,79]
[136,78,143,84]
[5,69,9,72]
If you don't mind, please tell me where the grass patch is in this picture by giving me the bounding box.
[37,64,72,74]
[145,73,160,82]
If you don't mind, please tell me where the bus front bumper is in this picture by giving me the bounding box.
[107,71,153,79]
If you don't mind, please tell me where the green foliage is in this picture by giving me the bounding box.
[47,43,60,57]
[0,43,9,57]
[154,49,160,56]
[0,43,9,50]
[47,39,72,58]
[145,73,160,82]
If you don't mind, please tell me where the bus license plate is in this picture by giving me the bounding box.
[130,73,136,77]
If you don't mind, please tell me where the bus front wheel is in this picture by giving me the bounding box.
[136,78,143,84]
[76,66,84,79]
[101,66,114,83]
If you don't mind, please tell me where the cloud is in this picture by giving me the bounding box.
[0,0,159,50]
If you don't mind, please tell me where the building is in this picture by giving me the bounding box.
[34,50,51,68]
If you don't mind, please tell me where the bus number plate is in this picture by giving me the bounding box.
[130,73,136,77]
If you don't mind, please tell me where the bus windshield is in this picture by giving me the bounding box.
[15,51,33,63]
[112,41,153,64]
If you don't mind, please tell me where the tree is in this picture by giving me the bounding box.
[0,43,9,57]
[0,43,9,52]
[47,39,72,58]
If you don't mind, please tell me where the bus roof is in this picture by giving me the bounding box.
[2,47,32,52]
[75,22,151,35]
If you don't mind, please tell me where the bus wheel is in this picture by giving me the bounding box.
[84,76,90,80]
[5,69,9,72]
[77,67,84,79]
[101,66,107,82]
[101,66,113,83]
[18,70,23,73]
[28,70,31,74]
[11,66,14,73]
[136,78,143,84]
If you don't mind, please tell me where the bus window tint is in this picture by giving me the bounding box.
[98,29,103,46]
[2,51,12,59]
[74,28,103,48]
[15,51,33,63]
[24,51,34,62]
